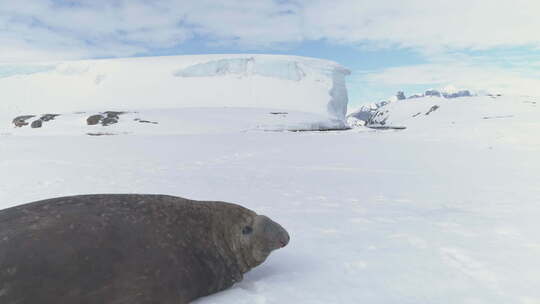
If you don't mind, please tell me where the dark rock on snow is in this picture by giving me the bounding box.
[12,115,35,127]
[86,114,105,125]
[30,120,43,128]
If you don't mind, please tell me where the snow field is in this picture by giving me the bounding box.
[1,94,539,303]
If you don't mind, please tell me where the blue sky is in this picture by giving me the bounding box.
[0,1,539,107]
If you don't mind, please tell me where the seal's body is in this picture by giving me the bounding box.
[0,194,289,304]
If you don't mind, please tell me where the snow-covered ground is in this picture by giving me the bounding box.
[1,94,540,303]
[0,107,348,135]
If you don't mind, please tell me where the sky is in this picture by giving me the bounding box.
[0,0,539,107]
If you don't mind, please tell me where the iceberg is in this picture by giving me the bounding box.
[0,54,351,130]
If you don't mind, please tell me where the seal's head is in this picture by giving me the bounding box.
[238,214,290,267]
[215,203,289,273]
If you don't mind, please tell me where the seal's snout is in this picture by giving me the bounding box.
[265,216,289,250]
[280,236,289,248]
[253,215,290,253]
[279,229,290,248]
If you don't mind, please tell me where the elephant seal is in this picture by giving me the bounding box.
[0,194,290,304]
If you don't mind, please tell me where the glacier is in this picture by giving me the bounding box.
[0,54,350,130]
[176,57,307,82]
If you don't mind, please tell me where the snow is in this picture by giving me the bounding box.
[0,54,350,124]
[354,95,540,145]
[1,93,539,303]
[0,108,348,136]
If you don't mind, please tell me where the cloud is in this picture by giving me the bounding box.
[0,0,539,61]
[1,0,539,98]
[357,57,540,97]
[302,0,540,51]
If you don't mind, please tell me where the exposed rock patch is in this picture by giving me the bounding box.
[134,118,158,124]
[40,114,60,122]
[86,132,117,136]
[104,111,126,116]
[10,111,160,132]
[12,115,35,127]
[408,89,472,99]
[86,115,104,125]
[367,110,389,126]
[12,114,61,128]
[101,117,118,126]
[27,114,61,129]
[367,125,406,130]
[425,90,442,97]
[425,105,440,115]
[86,111,127,126]
[30,120,43,128]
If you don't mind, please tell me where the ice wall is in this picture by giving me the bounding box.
[175,57,307,81]
[0,54,350,122]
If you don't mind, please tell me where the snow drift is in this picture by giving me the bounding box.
[0,54,350,130]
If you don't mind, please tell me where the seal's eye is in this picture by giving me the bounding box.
[242,226,253,235]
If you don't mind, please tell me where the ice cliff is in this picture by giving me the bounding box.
[0,54,351,128]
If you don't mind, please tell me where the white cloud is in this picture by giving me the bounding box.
[0,0,539,61]
[1,0,539,98]
[358,58,540,97]
[303,0,540,51]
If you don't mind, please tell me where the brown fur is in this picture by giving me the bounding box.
[0,194,289,304]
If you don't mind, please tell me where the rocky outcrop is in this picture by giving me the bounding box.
[86,111,126,126]
[40,114,60,122]
[347,101,389,126]
[12,114,60,128]
[134,118,158,124]
[87,114,104,125]
[12,115,35,127]
[442,90,471,98]
[425,105,440,115]
[407,89,473,99]
[425,90,441,97]
[31,120,43,128]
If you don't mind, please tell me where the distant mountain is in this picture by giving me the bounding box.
[408,88,473,100]
[348,88,477,127]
